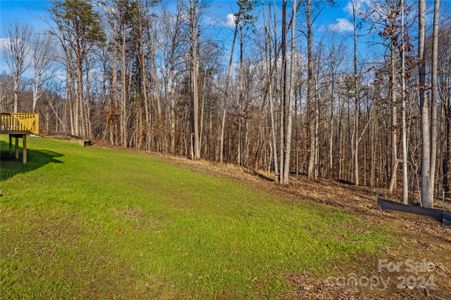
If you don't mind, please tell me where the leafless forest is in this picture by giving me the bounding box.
[1,0,449,207]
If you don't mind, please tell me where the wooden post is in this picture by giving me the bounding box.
[15,136,19,159]
[22,134,27,164]
[9,134,12,154]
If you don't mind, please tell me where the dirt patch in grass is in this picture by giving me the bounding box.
[109,207,166,232]
[287,251,450,299]
[123,209,143,218]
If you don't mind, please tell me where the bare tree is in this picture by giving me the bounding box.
[220,15,238,163]
[3,0,450,206]
[3,22,32,113]
[51,0,104,138]
[31,32,55,113]
[161,6,183,154]
[0,76,13,111]
[263,0,278,178]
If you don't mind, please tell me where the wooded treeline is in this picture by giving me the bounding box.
[1,0,449,207]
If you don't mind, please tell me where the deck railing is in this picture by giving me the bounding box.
[0,113,39,134]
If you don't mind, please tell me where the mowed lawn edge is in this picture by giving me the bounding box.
[0,138,392,299]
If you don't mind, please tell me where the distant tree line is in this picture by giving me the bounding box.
[0,0,449,207]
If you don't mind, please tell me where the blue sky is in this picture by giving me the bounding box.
[0,0,360,37]
[1,0,51,33]
[0,0,448,75]
[1,0,449,38]
[0,0,364,74]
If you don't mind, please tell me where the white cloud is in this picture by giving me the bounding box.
[225,13,236,27]
[205,13,236,27]
[328,18,353,33]
[0,38,11,51]
[345,0,370,15]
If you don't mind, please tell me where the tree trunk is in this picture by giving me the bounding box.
[189,2,200,159]
[352,3,360,186]
[282,0,296,184]
[279,0,288,183]
[111,51,118,146]
[306,0,316,180]
[389,43,398,193]
[238,26,244,165]
[13,75,19,113]
[418,0,432,207]
[428,0,440,205]
[121,29,128,147]
[76,56,84,138]
[263,1,279,179]
[401,0,409,204]
[220,21,238,163]
[329,62,335,179]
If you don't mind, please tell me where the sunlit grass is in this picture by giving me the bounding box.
[0,137,391,298]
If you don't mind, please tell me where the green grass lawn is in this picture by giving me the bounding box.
[0,138,391,299]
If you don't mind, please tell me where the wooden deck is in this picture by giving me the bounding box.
[0,113,39,164]
[0,113,39,135]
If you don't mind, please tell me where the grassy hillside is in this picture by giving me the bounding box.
[0,138,391,298]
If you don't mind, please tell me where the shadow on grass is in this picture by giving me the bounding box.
[0,140,63,182]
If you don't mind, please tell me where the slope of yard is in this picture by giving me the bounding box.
[0,138,445,298]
